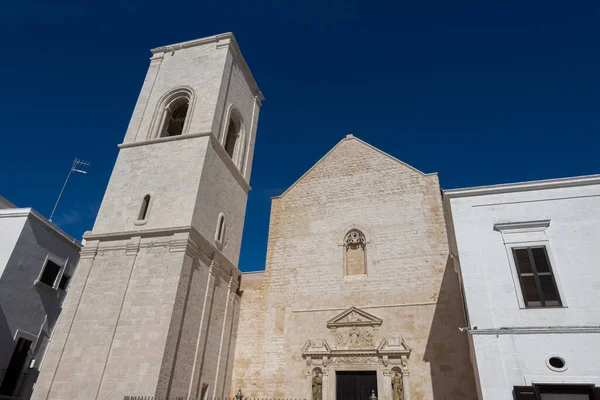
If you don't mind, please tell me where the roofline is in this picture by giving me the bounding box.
[0,208,82,248]
[274,135,436,199]
[150,32,264,101]
[443,174,600,199]
[0,195,17,208]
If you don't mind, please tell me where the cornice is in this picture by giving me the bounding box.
[494,220,551,233]
[84,226,192,241]
[470,326,600,335]
[444,174,600,199]
[150,32,263,101]
[118,131,212,149]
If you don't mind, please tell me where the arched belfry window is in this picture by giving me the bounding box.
[224,117,239,158]
[222,107,247,171]
[345,229,366,276]
[150,87,194,139]
[161,99,188,137]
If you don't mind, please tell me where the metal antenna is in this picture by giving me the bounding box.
[49,158,90,222]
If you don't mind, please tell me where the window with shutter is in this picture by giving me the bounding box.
[512,246,562,308]
[515,386,540,400]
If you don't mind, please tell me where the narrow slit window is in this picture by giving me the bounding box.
[512,246,561,308]
[138,195,150,221]
[216,214,225,243]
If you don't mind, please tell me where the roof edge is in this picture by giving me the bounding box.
[274,135,436,199]
[0,208,81,248]
[443,174,600,199]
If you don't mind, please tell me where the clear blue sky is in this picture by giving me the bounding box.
[0,0,598,271]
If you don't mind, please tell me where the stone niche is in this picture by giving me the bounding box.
[303,307,411,400]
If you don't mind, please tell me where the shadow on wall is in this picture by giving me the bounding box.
[0,305,13,369]
[423,256,477,399]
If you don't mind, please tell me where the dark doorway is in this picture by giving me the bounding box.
[0,338,31,396]
[336,371,377,400]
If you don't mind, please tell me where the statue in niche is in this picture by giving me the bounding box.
[392,370,403,400]
[349,327,360,347]
[312,370,323,400]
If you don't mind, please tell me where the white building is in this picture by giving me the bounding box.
[444,175,600,400]
[0,196,81,399]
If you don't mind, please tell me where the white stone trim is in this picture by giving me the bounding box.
[444,174,600,198]
[523,375,600,386]
[0,208,80,248]
[468,326,600,335]
[545,354,568,372]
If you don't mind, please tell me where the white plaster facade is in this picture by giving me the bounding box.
[444,175,600,400]
[0,199,81,399]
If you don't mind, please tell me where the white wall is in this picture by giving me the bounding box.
[0,210,27,279]
[445,177,600,399]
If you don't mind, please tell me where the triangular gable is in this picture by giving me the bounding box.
[275,135,435,198]
[326,306,383,328]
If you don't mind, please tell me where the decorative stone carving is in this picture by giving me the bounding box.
[345,230,366,249]
[330,357,380,365]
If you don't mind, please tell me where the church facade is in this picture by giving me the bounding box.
[30,33,600,400]
[29,32,475,400]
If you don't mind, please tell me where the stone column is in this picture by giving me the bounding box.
[401,356,410,400]
[322,367,329,400]
[382,369,392,400]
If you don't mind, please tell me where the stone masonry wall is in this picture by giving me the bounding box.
[232,137,477,400]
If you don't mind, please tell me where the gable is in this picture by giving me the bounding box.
[326,306,383,328]
[276,135,435,199]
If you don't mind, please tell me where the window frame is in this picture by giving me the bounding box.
[35,255,68,290]
[512,245,562,308]
[495,220,567,309]
[505,240,566,309]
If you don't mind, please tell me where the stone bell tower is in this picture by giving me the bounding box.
[32,33,262,400]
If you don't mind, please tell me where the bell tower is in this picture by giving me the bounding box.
[32,33,262,400]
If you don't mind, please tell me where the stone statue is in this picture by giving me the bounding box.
[312,371,323,400]
[392,370,403,400]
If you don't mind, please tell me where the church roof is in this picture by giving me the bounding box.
[274,134,436,198]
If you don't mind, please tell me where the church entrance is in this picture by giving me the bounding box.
[335,371,377,400]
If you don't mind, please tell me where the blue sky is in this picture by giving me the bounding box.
[0,0,598,271]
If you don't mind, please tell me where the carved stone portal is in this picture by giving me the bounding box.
[303,307,412,400]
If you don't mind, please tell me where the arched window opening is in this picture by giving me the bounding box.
[215,213,225,243]
[161,100,189,137]
[138,195,150,220]
[224,117,239,159]
[345,229,366,276]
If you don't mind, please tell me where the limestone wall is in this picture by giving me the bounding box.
[232,137,476,399]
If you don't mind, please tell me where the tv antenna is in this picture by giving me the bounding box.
[49,158,90,222]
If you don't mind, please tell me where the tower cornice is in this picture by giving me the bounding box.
[150,32,264,101]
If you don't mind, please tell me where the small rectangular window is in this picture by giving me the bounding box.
[59,274,71,290]
[39,260,62,287]
[512,246,561,308]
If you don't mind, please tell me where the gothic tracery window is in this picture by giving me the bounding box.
[345,229,366,276]
[161,99,189,137]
